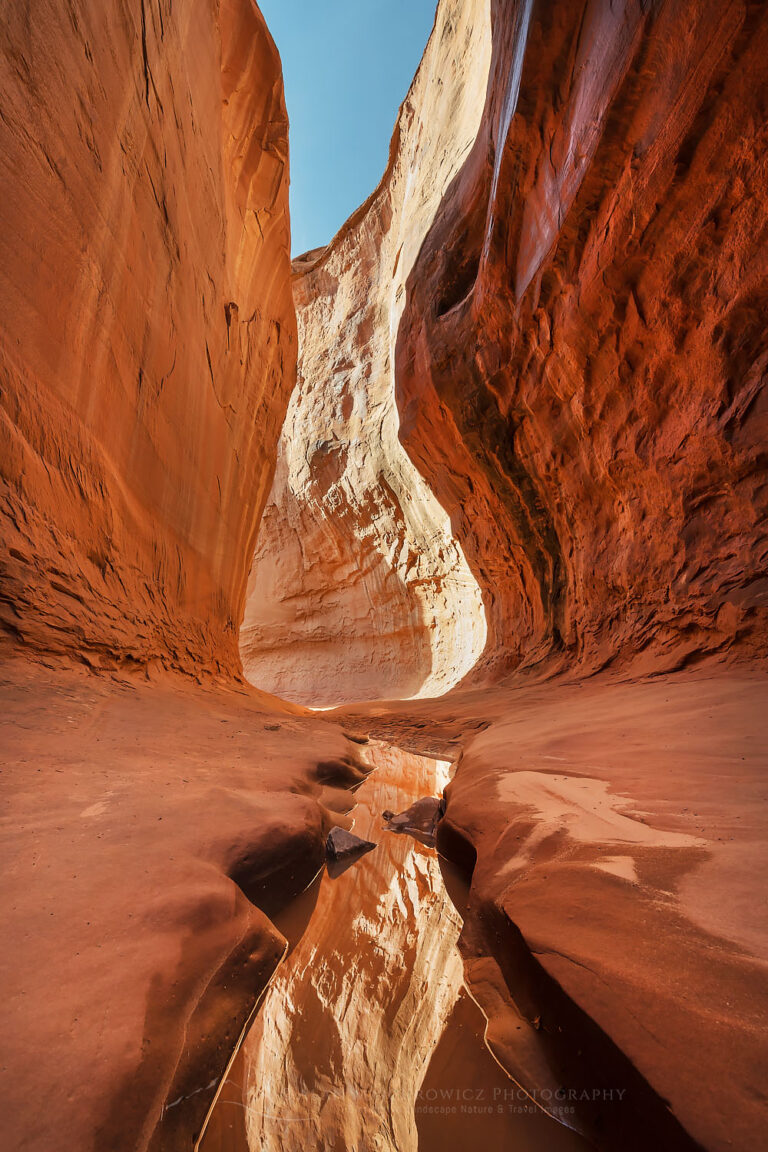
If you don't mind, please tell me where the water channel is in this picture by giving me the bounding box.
[198,740,589,1152]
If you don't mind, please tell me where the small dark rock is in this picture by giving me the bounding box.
[382,796,443,848]
[325,826,376,877]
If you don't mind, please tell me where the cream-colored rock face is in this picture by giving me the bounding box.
[241,0,490,706]
[240,743,464,1152]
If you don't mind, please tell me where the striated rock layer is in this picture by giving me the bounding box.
[241,0,490,706]
[0,0,296,677]
[396,0,768,678]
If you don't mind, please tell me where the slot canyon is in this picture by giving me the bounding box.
[1,1,766,1150]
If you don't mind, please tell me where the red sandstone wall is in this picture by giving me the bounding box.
[0,0,296,677]
[396,0,768,680]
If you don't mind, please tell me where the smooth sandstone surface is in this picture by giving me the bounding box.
[0,0,296,677]
[336,668,768,1151]
[0,655,364,1152]
[241,0,490,706]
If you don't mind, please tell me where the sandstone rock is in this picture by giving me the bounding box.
[336,670,768,1151]
[383,796,442,848]
[0,656,357,1152]
[3,2,768,1151]
[243,0,768,693]
[0,0,296,678]
[240,0,492,706]
[326,824,376,878]
[395,0,768,678]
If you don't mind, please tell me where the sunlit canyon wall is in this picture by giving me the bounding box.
[244,0,768,700]
[0,0,296,677]
[241,0,491,706]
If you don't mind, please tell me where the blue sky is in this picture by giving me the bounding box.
[259,0,438,255]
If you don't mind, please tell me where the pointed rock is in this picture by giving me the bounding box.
[325,826,376,877]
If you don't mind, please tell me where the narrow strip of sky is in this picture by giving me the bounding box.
[258,0,438,256]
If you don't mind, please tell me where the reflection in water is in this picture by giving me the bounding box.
[199,741,587,1152]
[241,741,462,1152]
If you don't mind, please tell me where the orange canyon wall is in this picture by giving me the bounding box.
[396,0,768,682]
[246,0,768,702]
[0,0,296,678]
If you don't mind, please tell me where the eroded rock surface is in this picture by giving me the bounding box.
[0,656,362,1152]
[241,0,490,706]
[0,0,296,677]
[396,0,768,678]
[336,670,768,1151]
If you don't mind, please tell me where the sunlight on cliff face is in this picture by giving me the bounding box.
[240,0,491,708]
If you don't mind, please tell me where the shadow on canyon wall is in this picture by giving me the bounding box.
[395,0,768,685]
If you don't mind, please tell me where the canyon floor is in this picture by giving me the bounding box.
[336,666,768,1151]
[0,651,366,1152]
[2,652,765,1151]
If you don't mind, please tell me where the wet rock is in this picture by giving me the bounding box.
[383,796,443,848]
[325,827,376,878]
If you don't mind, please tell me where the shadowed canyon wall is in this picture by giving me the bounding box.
[396,0,768,680]
[0,0,296,678]
[241,0,491,706]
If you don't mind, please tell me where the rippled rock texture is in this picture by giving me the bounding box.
[241,0,490,706]
[396,0,768,678]
[0,0,296,677]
